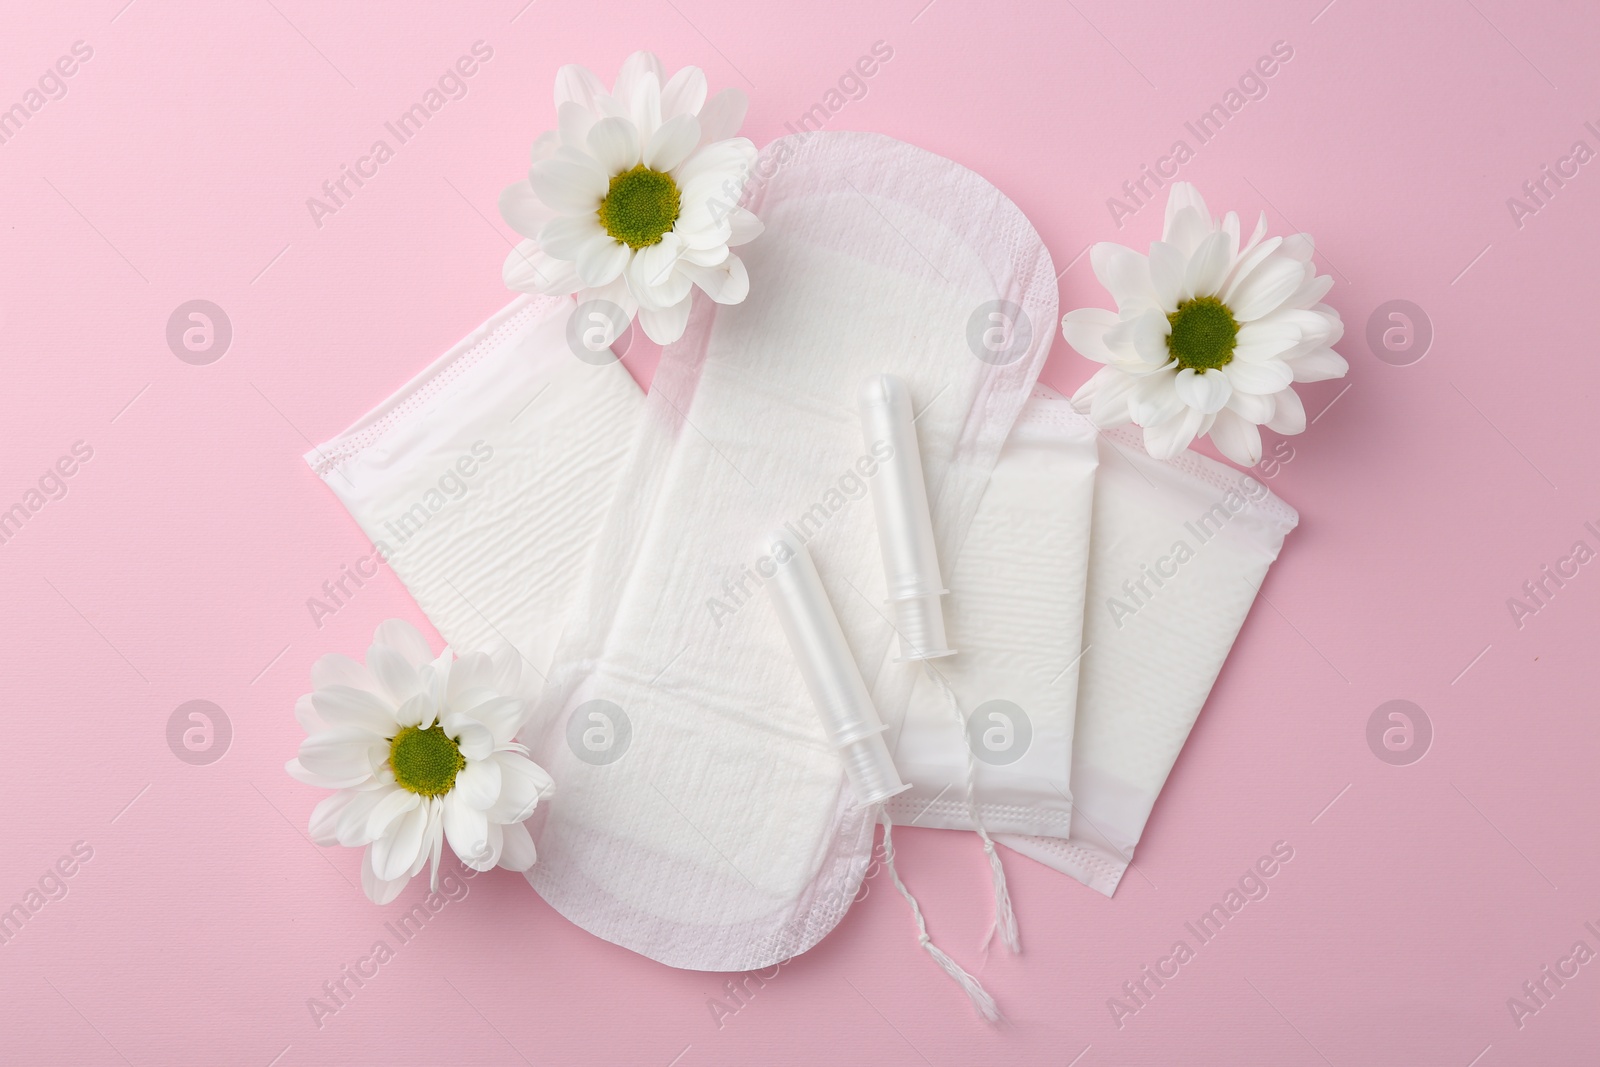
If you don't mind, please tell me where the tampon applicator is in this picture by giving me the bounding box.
[764,529,909,807]
[858,374,955,661]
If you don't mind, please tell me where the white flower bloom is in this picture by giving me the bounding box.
[1063,182,1348,467]
[499,51,762,345]
[286,619,554,905]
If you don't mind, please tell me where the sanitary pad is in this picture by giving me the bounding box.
[997,411,1297,894]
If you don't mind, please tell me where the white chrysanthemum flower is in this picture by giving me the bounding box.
[1063,182,1348,466]
[286,619,554,905]
[499,51,762,345]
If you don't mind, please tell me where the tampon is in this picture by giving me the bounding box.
[858,374,955,661]
[764,529,909,807]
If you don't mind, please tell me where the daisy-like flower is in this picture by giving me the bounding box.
[286,619,554,905]
[499,51,762,345]
[1063,183,1348,466]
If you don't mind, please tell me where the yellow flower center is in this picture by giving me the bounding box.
[1166,296,1239,371]
[389,724,464,796]
[597,165,681,249]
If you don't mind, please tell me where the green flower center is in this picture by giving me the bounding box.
[1166,296,1239,371]
[389,724,465,797]
[597,165,681,249]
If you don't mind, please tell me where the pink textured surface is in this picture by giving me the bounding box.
[3,1,1596,1064]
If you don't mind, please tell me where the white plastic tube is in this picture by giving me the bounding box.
[859,374,955,661]
[764,529,909,807]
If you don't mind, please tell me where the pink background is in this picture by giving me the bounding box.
[3,0,1598,1063]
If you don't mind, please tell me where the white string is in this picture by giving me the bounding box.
[923,662,1021,953]
[880,816,1003,1023]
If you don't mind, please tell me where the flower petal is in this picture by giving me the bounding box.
[1061,307,1122,364]
[474,641,519,697]
[309,789,360,846]
[1228,257,1307,321]
[1129,371,1188,427]
[625,69,662,144]
[673,202,733,252]
[443,794,492,869]
[286,757,360,790]
[1075,365,1138,427]
[612,51,665,107]
[498,821,538,871]
[503,239,580,295]
[312,653,379,696]
[579,275,639,322]
[424,649,450,701]
[586,116,641,174]
[529,155,607,214]
[1233,319,1302,363]
[1224,358,1295,395]
[480,822,505,871]
[679,255,747,305]
[1124,308,1173,369]
[371,801,429,881]
[334,785,395,847]
[1173,367,1232,414]
[454,757,502,810]
[1147,241,1185,313]
[1287,272,1334,310]
[539,213,606,260]
[1164,205,1212,259]
[1163,183,1210,244]
[673,138,756,191]
[557,100,598,152]
[299,728,386,786]
[392,692,434,730]
[1090,243,1156,313]
[1292,307,1344,351]
[416,800,444,881]
[443,713,495,761]
[1285,347,1349,383]
[1142,406,1206,460]
[1225,388,1276,425]
[423,800,445,888]
[1280,232,1315,262]
[1239,211,1269,258]
[1207,408,1263,466]
[726,207,762,247]
[696,88,748,145]
[660,64,708,121]
[294,694,324,735]
[365,787,420,842]
[575,234,630,287]
[679,243,729,267]
[361,846,412,905]
[636,297,693,344]
[367,641,421,705]
[1183,230,1232,300]
[457,696,526,748]
[445,651,495,712]
[1221,235,1284,303]
[311,685,395,734]
[487,753,556,823]
[500,178,560,241]
[679,167,745,217]
[374,619,434,667]
[553,63,607,111]
[644,114,701,172]
[1221,211,1241,262]
[528,129,561,166]
[1266,386,1307,434]
[627,233,686,303]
